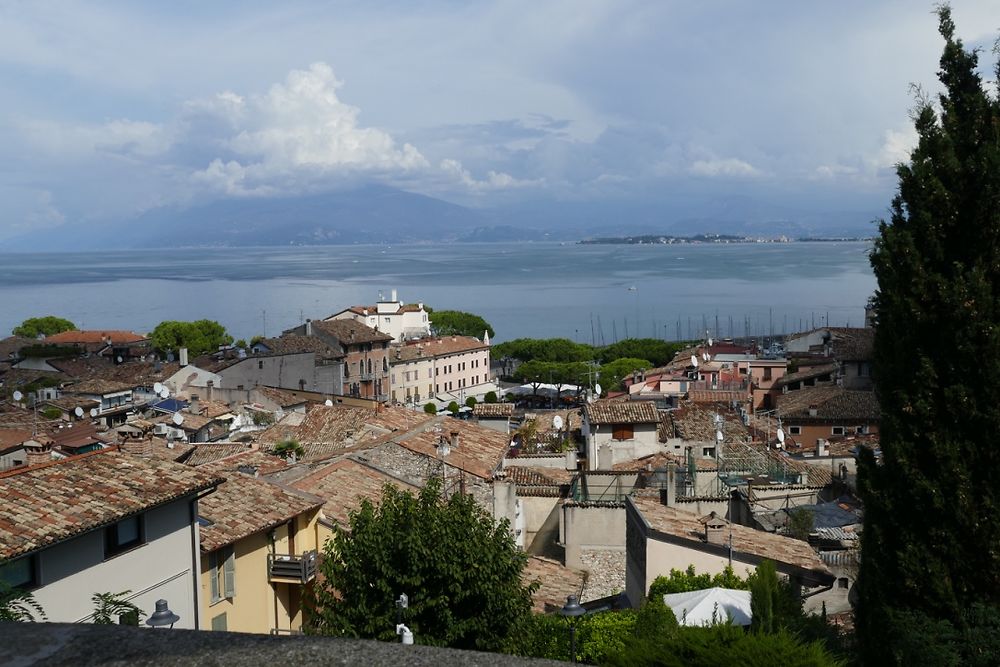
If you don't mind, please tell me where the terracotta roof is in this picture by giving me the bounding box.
[0,450,222,560]
[503,465,575,487]
[198,472,323,552]
[584,400,659,425]
[473,403,514,418]
[63,378,135,395]
[612,451,719,473]
[394,418,509,479]
[668,403,752,445]
[393,336,487,361]
[688,389,747,403]
[48,359,179,384]
[0,428,33,452]
[44,330,147,345]
[829,328,874,361]
[119,436,195,462]
[0,336,32,360]
[290,458,418,527]
[185,442,256,467]
[255,335,344,360]
[523,556,587,613]
[195,448,290,476]
[631,494,831,580]
[776,386,880,422]
[255,386,310,409]
[310,319,394,345]
[531,409,582,433]
[775,363,838,389]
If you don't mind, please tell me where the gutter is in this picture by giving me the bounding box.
[190,485,219,630]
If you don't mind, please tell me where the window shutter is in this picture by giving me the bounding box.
[209,552,220,602]
[211,612,228,631]
[223,547,236,598]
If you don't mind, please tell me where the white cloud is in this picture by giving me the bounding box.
[20,118,171,159]
[688,157,760,178]
[874,126,918,169]
[439,158,543,191]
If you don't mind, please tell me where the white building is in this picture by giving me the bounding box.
[388,335,494,406]
[325,290,431,342]
[0,450,221,628]
[582,400,662,470]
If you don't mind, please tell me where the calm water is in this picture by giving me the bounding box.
[0,242,875,343]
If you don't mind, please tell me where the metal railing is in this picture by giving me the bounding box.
[267,550,318,584]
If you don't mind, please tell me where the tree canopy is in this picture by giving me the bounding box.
[428,310,495,339]
[597,338,687,367]
[857,7,1000,664]
[148,319,233,358]
[596,357,652,393]
[493,337,594,363]
[12,316,76,338]
[308,479,535,652]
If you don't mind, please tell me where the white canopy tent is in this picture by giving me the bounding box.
[662,587,752,627]
[501,383,583,398]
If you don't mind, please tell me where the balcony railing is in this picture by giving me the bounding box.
[267,550,318,584]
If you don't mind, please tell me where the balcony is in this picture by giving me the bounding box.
[267,550,318,584]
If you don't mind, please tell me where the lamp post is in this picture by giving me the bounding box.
[395,593,413,645]
[145,599,179,629]
[560,595,585,663]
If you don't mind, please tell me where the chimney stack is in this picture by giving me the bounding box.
[450,431,460,450]
[24,439,52,467]
[666,461,676,507]
[808,405,818,417]
[391,289,398,302]
[816,439,827,457]
[206,380,214,401]
[704,511,728,546]
[189,394,200,415]
[306,319,313,337]
[179,347,189,367]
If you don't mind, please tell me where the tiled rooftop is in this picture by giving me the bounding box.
[774,363,838,389]
[583,400,659,425]
[668,403,752,445]
[255,386,310,409]
[502,466,575,493]
[688,389,747,403]
[523,556,587,613]
[393,417,510,479]
[44,330,147,345]
[63,378,135,395]
[311,319,394,345]
[290,457,418,528]
[198,472,323,552]
[631,494,831,578]
[256,334,344,360]
[184,442,256,467]
[393,336,488,361]
[195,448,290,476]
[776,386,880,421]
[0,450,222,560]
[118,436,194,462]
[0,427,34,451]
[472,403,514,418]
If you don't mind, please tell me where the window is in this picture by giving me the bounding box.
[702,446,716,458]
[209,545,236,603]
[0,555,37,589]
[831,426,845,436]
[788,426,801,435]
[856,425,868,434]
[612,424,634,441]
[258,360,264,370]
[211,612,228,631]
[838,577,850,589]
[763,367,772,380]
[105,515,144,558]
[382,358,388,372]
[367,359,372,374]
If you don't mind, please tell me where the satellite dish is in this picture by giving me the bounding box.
[153,382,164,394]
[159,389,169,399]
[690,355,699,368]
[553,415,564,430]
[172,413,184,426]
[776,428,786,444]
[703,352,710,361]
[708,337,713,347]
[716,429,724,442]
[594,383,602,396]
[116,356,123,363]
[74,407,84,418]
[89,408,98,418]
[324,399,334,407]
[12,391,23,402]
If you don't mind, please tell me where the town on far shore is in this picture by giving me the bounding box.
[0,289,874,637]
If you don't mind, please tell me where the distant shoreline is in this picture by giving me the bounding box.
[579,234,873,245]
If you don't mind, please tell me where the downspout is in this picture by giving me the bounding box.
[190,487,216,630]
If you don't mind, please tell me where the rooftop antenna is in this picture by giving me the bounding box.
[74,407,84,419]
[159,388,170,399]
[153,382,164,395]
[172,412,184,426]
[594,383,602,399]
[89,408,99,418]
[324,399,334,407]
[12,390,23,403]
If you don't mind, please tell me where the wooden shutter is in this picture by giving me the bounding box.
[209,551,220,602]
[222,546,236,598]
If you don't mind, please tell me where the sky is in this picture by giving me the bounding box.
[2,0,1000,240]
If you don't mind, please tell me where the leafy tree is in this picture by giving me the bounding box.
[483,391,498,404]
[648,565,748,599]
[249,335,265,346]
[446,400,460,414]
[596,357,651,393]
[633,595,679,640]
[598,338,687,367]
[12,316,76,338]
[0,580,46,622]
[149,319,233,358]
[429,310,495,339]
[857,8,1000,663]
[464,396,477,408]
[90,590,143,625]
[423,402,437,414]
[272,438,304,460]
[234,339,247,349]
[308,479,536,652]
[493,338,594,363]
[787,508,814,541]
[517,610,638,663]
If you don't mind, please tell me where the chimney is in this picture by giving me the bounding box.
[306,319,313,337]
[704,511,728,546]
[391,289,398,302]
[24,439,52,467]
[666,461,676,507]
[450,431,460,450]
[189,394,200,415]
[816,439,828,457]
[179,347,188,367]
[206,380,214,401]
[808,405,818,417]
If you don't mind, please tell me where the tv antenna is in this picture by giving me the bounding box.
[324,399,334,407]
[594,383,602,397]
[74,407,84,418]
[690,355,699,368]
[172,413,184,426]
[12,391,23,402]
[89,408,99,418]
[153,382,164,395]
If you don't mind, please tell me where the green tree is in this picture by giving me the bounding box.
[597,357,651,393]
[0,580,46,622]
[493,338,594,363]
[272,438,304,460]
[787,508,814,541]
[308,479,536,652]
[857,8,1000,664]
[429,310,495,339]
[447,400,460,414]
[483,391,498,404]
[149,319,233,358]
[648,565,748,599]
[90,590,144,625]
[598,338,687,367]
[12,316,76,338]
[464,396,477,408]
[423,402,438,414]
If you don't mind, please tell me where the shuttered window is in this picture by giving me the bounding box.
[211,612,228,631]
[209,545,236,603]
[612,424,634,441]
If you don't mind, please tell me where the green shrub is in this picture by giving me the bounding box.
[484,391,498,403]
[465,396,477,408]
[447,401,460,414]
[424,402,437,414]
[40,407,62,420]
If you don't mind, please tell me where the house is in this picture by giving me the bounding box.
[785,327,874,390]
[624,491,833,608]
[219,335,345,395]
[775,385,880,449]
[325,290,431,342]
[194,455,323,635]
[284,320,393,401]
[389,335,493,406]
[472,402,515,432]
[738,359,787,410]
[42,330,150,362]
[0,428,34,470]
[582,400,661,470]
[61,378,141,427]
[0,450,222,627]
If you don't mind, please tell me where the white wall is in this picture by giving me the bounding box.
[586,422,661,470]
[28,499,201,629]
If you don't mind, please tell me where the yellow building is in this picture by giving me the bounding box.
[196,454,323,634]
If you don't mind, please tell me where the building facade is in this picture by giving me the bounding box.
[325,290,431,342]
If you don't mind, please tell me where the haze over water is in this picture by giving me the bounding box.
[0,242,875,344]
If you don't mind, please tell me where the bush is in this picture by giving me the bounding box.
[648,565,748,598]
[517,610,637,663]
[465,396,477,408]
[423,402,437,414]
[40,407,62,420]
[484,391,498,403]
[447,401,460,414]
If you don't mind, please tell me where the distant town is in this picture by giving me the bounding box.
[580,234,873,245]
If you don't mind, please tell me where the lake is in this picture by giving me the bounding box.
[0,242,876,343]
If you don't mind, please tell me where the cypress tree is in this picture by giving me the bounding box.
[857,6,1000,663]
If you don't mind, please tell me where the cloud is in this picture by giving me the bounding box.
[20,118,172,159]
[439,158,543,192]
[688,157,761,178]
[874,126,918,169]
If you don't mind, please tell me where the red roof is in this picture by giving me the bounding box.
[45,330,147,345]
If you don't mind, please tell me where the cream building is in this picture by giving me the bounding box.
[325,290,431,343]
[389,335,493,406]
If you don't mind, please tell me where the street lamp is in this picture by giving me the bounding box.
[560,595,585,663]
[145,599,179,629]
